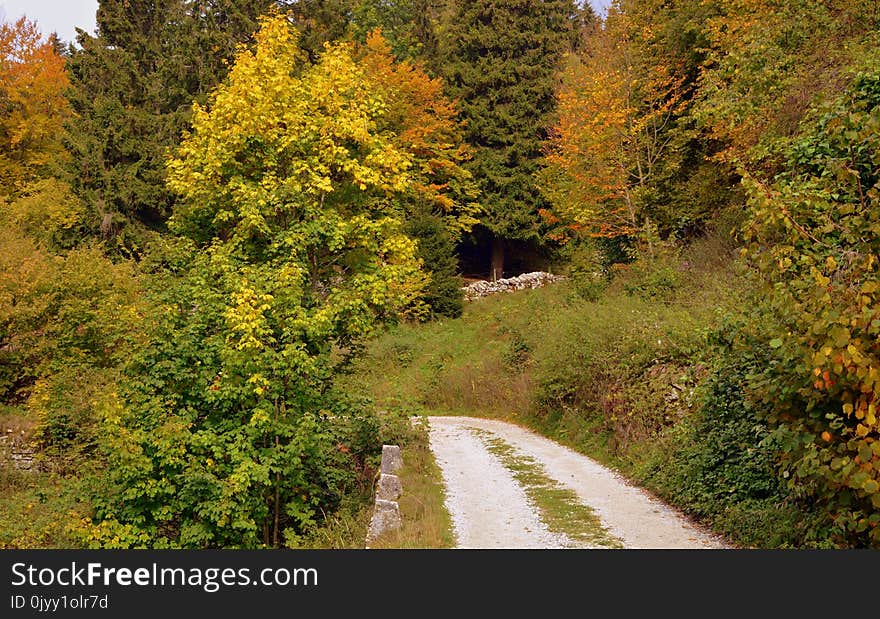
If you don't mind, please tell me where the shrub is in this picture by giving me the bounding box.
[564,241,608,302]
[632,352,831,547]
[742,63,880,545]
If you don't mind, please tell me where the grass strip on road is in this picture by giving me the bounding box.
[471,427,623,549]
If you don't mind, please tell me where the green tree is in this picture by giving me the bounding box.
[287,0,449,63]
[0,17,138,438]
[285,0,355,60]
[351,0,449,62]
[62,0,274,249]
[438,0,582,279]
[0,208,145,471]
[81,13,427,548]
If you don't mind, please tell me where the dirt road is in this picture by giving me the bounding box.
[427,416,728,549]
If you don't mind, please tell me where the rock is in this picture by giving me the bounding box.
[376,473,402,501]
[10,451,34,471]
[381,444,402,474]
[0,433,37,471]
[365,446,405,546]
[367,499,401,542]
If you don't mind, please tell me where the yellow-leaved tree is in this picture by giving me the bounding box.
[83,12,430,549]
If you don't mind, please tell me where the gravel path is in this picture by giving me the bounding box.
[427,418,571,548]
[428,416,729,549]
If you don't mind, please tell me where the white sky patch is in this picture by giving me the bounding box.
[588,0,610,16]
[0,0,97,45]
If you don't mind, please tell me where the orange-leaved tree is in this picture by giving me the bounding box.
[359,29,479,235]
[358,29,479,317]
[541,2,685,249]
[0,16,70,197]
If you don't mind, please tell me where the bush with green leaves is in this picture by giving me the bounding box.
[404,209,464,318]
[633,350,830,548]
[562,240,608,302]
[0,216,144,470]
[742,62,880,546]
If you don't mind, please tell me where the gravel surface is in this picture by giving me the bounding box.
[427,417,572,548]
[428,416,729,549]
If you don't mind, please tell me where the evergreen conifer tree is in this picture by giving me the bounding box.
[63,0,274,248]
[439,0,583,279]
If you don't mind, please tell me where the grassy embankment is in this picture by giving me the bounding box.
[344,234,829,548]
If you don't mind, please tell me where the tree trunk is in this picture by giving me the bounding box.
[263,508,270,547]
[491,236,505,281]
[273,466,280,547]
[273,398,280,547]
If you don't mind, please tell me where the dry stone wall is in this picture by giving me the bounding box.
[462,271,564,301]
[0,430,35,471]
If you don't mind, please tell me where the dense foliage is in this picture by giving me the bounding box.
[0,8,469,549]
[742,64,880,545]
[4,0,880,548]
[77,13,432,547]
[537,0,880,546]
